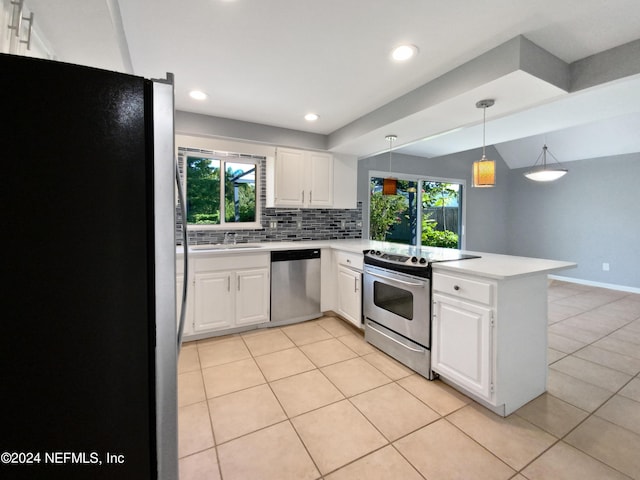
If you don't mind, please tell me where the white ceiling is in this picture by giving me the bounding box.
[26,0,640,168]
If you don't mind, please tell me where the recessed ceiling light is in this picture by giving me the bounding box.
[304,113,319,122]
[392,44,418,61]
[189,90,208,100]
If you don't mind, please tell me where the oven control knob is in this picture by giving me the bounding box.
[411,256,418,263]
[375,250,381,256]
[419,257,427,264]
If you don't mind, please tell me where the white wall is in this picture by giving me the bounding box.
[507,152,640,289]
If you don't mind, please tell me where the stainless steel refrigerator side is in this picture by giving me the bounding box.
[152,79,179,480]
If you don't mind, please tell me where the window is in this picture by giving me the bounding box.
[369,174,464,249]
[180,148,262,228]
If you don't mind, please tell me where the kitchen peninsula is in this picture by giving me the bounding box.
[177,239,575,415]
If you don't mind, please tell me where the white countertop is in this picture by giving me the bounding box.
[177,239,576,280]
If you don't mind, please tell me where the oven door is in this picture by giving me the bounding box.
[363,264,430,347]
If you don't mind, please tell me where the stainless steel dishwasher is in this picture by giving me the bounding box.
[271,249,322,323]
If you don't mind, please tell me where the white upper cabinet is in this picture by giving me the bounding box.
[267,147,357,209]
[272,147,333,208]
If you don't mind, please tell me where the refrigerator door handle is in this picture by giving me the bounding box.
[176,160,189,352]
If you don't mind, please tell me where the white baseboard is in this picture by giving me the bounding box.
[549,274,640,294]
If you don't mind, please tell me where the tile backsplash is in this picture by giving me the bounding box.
[175,148,363,245]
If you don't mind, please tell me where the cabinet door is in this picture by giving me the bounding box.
[236,268,270,326]
[308,151,333,207]
[194,271,234,332]
[432,293,492,400]
[274,148,305,206]
[337,266,362,327]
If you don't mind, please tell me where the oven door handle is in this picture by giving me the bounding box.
[367,321,425,353]
[366,271,425,287]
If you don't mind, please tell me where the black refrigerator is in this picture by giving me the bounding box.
[0,54,178,479]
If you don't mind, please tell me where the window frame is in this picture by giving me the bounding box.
[179,148,263,231]
[367,170,467,249]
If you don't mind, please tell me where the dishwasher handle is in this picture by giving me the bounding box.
[271,249,321,262]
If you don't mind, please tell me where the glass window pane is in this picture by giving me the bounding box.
[421,181,461,248]
[373,281,414,320]
[186,156,220,225]
[369,177,418,244]
[224,162,256,223]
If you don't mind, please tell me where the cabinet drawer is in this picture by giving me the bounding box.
[195,253,270,272]
[433,272,493,305]
[334,250,363,271]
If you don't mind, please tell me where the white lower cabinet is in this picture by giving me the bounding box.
[187,253,270,337]
[336,265,362,327]
[431,269,549,416]
[432,294,492,400]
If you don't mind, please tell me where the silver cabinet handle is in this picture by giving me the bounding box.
[302,190,304,203]
[237,277,241,291]
[310,191,312,203]
[354,277,359,293]
[227,276,231,292]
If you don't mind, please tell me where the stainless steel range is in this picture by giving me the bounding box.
[363,248,480,379]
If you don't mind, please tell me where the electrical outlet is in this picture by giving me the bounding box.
[602,262,610,271]
[296,220,302,228]
[340,220,346,229]
[269,220,277,229]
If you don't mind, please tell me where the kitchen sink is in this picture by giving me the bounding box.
[190,244,265,251]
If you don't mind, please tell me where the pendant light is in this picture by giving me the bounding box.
[383,134,398,195]
[524,144,568,182]
[472,99,496,188]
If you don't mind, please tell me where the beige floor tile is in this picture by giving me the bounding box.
[550,355,632,392]
[565,416,640,478]
[548,322,608,344]
[609,327,640,346]
[201,358,265,398]
[595,394,640,435]
[324,445,423,480]
[514,393,589,438]
[351,383,440,441]
[553,293,614,310]
[394,419,514,480]
[208,384,287,444]
[270,369,344,418]
[254,347,316,381]
[447,403,556,470]
[548,332,587,354]
[299,338,358,367]
[522,441,630,480]
[547,369,613,412]
[198,337,251,368]
[178,370,206,407]
[316,316,357,337]
[217,421,319,480]
[281,322,333,346]
[321,357,391,397]
[242,329,295,356]
[337,332,377,355]
[547,348,567,365]
[178,342,201,374]
[178,401,214,457]
[291,400,387,475]
[602,298,640,317]
[547,302,584,322]
[397,375,469,415]
[594,336,640,360]
[179,448,221,480]
[361,351,413,380]
[620,378,640,402]
[573,345,640,376]
[560,312,629,335]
